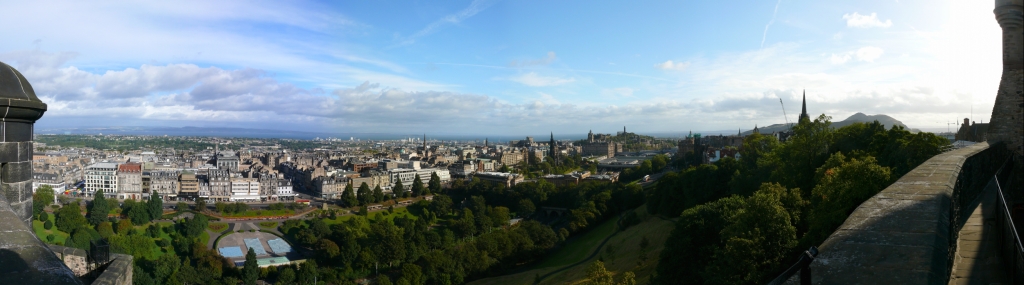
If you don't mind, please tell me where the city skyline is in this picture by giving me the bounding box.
[0,0,1002,135]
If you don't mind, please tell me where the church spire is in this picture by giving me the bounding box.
[799,90,810,123]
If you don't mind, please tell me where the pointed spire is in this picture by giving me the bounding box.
[799,90,810,123]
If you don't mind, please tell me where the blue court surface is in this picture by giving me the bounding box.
[243,238,267,256]
[267,238,292,254]
[218,247,244,258]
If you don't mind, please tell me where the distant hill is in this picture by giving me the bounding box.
[740,113,916,136]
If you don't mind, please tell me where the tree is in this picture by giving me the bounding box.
[429,195,453,217]
[56,204,87,233]
[370,222,406,267]
[584,260,613,285]
[277,266,296,284]
[517,199,535,217]
[176,202,188,211]
[97,222,114,238]
[393,179,405,198]
[357,182,372,206]
[195,197,207,212]
[377,275,393,285]
[373,185,385,203]
[342,182,357,207]
[243,247,258,285]
[411,174,425,197]
[401,263,424,285]
[116,219,133,235]
[33,185,55,218]
[428,172,442,195]
[298,259,319,285]
[180,214,209,237]
[148,190,163,221]
[126,200,151,225]
[804,153,892,244]
[88,192,111,226]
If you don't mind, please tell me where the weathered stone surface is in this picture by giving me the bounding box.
[2,161,33,183]
[0,194,83,285]
[0,142,18,163]
[47,245,88,277]
[3,121,32,142]
[808,143,1007,284]
[92,254,133,285]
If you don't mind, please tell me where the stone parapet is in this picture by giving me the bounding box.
[0,193,82,284]
[806,142,1009,284]
[92,254,133,285]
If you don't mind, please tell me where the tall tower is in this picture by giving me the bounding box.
[798,90,810,123]
[549,132,557,165]
[988,0,1024,160]
[588,130,594,143]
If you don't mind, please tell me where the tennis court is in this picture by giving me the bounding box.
[218,246,244,258]
[243,238,268,256]
[267,238,292,254]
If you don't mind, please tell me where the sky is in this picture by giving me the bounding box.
[0,0,1005,136]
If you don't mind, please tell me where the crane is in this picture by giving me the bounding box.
[778,96,791,127]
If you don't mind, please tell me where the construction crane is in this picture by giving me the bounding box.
[778,97,791,127]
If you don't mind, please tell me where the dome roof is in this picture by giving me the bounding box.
[0,61,47,123]
[0,61,41,102]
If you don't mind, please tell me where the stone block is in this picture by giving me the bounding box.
[1,183,19,205]
[18,141,31,161]
[2,161,32,183]
[0,142,17,163]
[2,121,31,142]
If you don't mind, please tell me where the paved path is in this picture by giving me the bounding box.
[948,185,1009,285]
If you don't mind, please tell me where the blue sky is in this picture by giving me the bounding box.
[0,0,1004,136]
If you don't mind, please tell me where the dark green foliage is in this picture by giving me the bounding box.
[277,266,296,284]
[43,219,53,230]
[412,174,425,197]
[429,172,442,195]
[342,182,358,207]
[648,158,738,218]
[88,193,111,226]
[179,214,209,237]
[393,179,405,198]
[243,248,258,285]
[33,185,55,218]
[373,184,385,203]
[124,199,152,225]
[357,182,372,205]
[56,204,87,233]
[147,191,162,221]
[298,259,319,285]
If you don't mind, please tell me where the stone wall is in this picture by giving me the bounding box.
[48,245,89,276]
[807,142,1009,284]
[988,0,1024,161]
[92,254,133,285]
[0,193,82,284]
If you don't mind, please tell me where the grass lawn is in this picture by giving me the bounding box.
[32,213,70,245]
[323,206,417,227]
[531,215,619,270]
[258,221,278,229]
[468,204,674,285]
[208,222,229,232]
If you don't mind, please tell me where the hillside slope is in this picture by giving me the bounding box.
[740,112,916,135]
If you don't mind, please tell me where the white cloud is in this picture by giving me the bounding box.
[654,60,690,71]
[830,53,851,64]
[508,72,576,87]
[843,12,892,28]
[856,46,884,62]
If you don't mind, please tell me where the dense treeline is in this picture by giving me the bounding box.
[651,117,951,284]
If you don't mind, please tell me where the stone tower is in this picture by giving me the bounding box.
[0,61,47,226]
[988,0,1024,160]
[549,132,557,165]
[588,130,594,143]
[798,90,810,123]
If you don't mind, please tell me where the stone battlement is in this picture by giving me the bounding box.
[806,142,1009,284]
